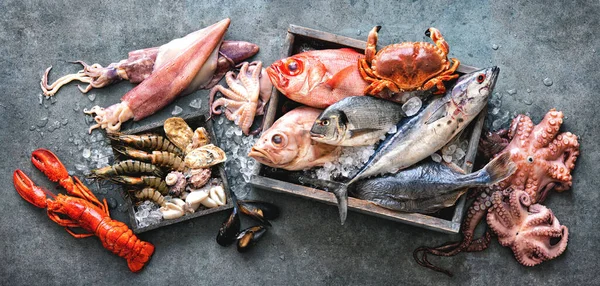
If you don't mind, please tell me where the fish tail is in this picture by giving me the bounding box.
[479,152,516,185]
[297,176,348,225]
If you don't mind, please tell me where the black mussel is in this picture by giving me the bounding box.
[238,200,280,226]
[216,207,241,247]
[236,225,267,253]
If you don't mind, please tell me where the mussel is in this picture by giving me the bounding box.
[238,200,280,226]
[236,225,267,253]
[216,205,240,246]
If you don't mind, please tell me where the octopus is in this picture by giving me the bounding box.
[209,61,273,135]
[414,109,579,276]
[487,189,568,267]
[484,108,579,203]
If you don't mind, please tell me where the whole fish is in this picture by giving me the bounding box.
[350,152,515,213]
[266,49,368,108]
[248,106,341,171]
[327,66,500,224]
[310,96,406,146]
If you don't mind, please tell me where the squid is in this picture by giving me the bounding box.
[41,18,259,133]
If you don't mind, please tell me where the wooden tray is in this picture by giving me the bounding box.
[249,25,487,234]
[114,114,233,233]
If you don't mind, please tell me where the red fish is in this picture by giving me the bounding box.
[266,48,368,108]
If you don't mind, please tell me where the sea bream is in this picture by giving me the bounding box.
[327,66,500,224]
[350,152,515,213]
[309,96,407,146]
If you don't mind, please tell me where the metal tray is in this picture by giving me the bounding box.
[249,25,486,234]
[114,114,233,233]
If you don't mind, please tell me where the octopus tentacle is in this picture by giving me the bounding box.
[531,109,563,149]
[83,103,134,134]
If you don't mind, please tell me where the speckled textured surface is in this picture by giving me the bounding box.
[1,0,598,285]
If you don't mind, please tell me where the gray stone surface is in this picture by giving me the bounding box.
[1,0,598,285]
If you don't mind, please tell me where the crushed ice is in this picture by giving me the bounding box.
[402,96,422,116]
[314,145,376,181]
[135,200,163,228]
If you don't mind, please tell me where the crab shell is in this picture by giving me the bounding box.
[184,144,227,169]
[374,45,449,91]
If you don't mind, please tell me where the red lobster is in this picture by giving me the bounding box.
[13,149,154,272]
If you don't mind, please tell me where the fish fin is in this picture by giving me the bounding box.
[297,176,348,225]
[324,65,357,89]
[349,128,381,138]
[424,100,449,125]
[482,152,516,184]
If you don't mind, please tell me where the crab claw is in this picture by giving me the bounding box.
[13,170,50,208]
[31,149,74,191]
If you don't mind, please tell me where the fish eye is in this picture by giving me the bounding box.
[271,134,283,145]
[321,119,330,126]
[283,59,303,76]
[477,74,486,83]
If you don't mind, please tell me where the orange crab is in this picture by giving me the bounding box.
[358,26,460,97]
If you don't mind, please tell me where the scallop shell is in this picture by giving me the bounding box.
[184,144,227,169]
[164,117,193,151]
[186,127,211,153]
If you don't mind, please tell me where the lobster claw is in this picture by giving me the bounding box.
[31,148,74,191]
[13,170,49,208]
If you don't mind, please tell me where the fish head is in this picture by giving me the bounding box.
[450,66,499,116]
[266,53,326,100]
[248,128,299,168]
[309,109,347,145]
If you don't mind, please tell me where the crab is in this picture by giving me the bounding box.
[358,26,460,97]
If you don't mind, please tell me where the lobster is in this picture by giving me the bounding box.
[13,149,154,272]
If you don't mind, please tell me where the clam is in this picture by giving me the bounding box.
[186,127,211,153]
[184,144,227,169]
[216,207,241,246]
[238,200,280,226]
[164,117,193,151]
[236,225,267,253]
[159,202,185,219]
[185,189,209,211]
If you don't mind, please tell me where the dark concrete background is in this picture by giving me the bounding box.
[1,0,598,285]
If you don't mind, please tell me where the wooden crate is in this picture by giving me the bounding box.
[249,25,487,234]
[114,114,233,233]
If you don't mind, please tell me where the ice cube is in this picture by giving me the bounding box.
[387,125,397,134]
[431,153,442,163]
[402,97,422,116]
[82,148,91,159]
[88,93,96,102]
[189,98,202,109]
[442,155,453,163]
[454,148,466,161]
[171,105,183,115]
[234,129,243,136]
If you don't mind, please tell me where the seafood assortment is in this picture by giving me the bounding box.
[22,19,583,274]
[209,61,273,135]
[414,109,579,276]
[217,191,280,252]
[13,149,154,272]
[91,117,229,225]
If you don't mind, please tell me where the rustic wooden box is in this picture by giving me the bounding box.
[114,114,233,233]
[249,25,487,234]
